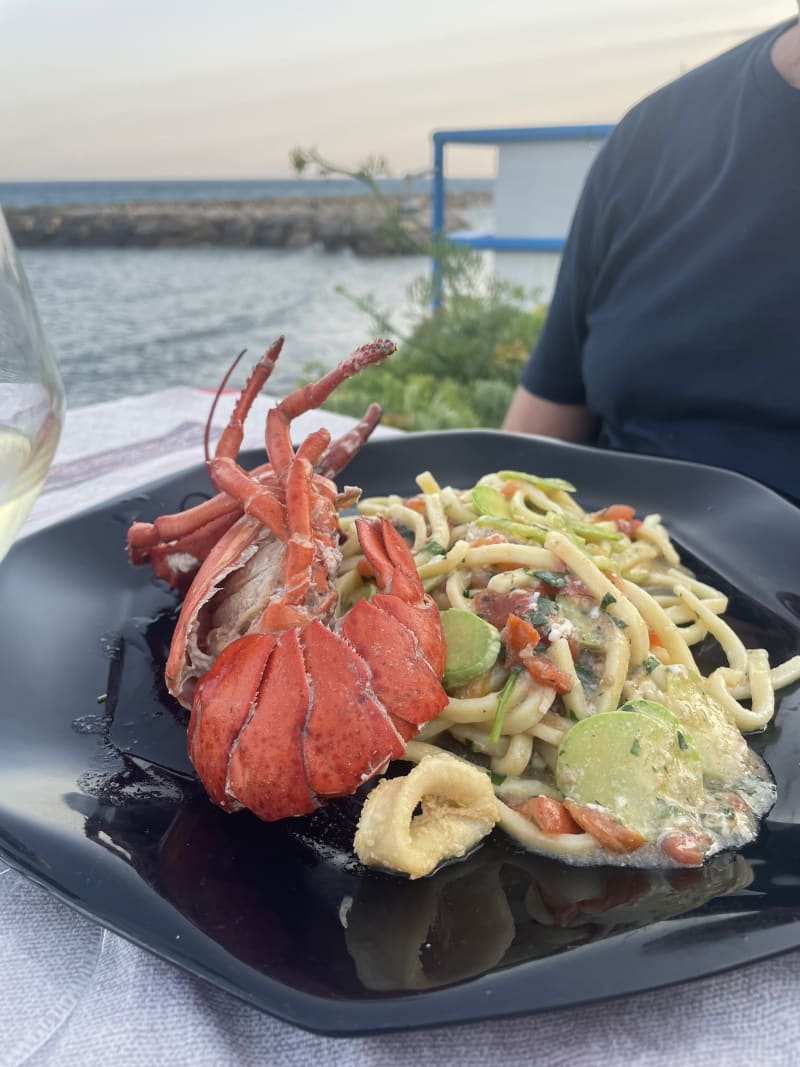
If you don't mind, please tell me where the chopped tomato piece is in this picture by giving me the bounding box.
[617,517,643,536]
[660,829,712,867]
[563,800,646,854]
[404,495,427,513]
[504,613,540,660]
[500,479,523,498]
[469,533,509,548]
[512,795,582,835]
[603,504,636,522]
[518,649,573,693]
[602,504,642,536]
[503,614,572,691]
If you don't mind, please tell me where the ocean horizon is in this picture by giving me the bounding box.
[0,176,494,210]
[9,178,495,411]
[19,242,434,409]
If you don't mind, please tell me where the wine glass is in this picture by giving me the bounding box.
[0,208,64,561]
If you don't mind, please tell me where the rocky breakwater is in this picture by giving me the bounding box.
[5,191,489,255]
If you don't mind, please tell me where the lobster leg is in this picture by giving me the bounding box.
[317,402,382,478]
[127,404,374,586]
[210,337,284,466]
[205,385,337,541]
[257,447,339,633]
[142,511,244,591]
[266,340,396,474]
[127,342,385,588]
[202,425,336,543]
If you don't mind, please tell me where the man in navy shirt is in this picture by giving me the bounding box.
[504,11,800,502]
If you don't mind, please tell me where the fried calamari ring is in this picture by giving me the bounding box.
[354,752,499,879]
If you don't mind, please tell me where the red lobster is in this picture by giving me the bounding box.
[126,336,383,592]
[145,338,448,821]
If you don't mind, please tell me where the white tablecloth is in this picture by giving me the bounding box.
[5,390,799,1067]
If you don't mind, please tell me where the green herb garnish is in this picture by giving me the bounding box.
[532,569,568,588]
[422,540,448,556]
[489,671,520,744]
[574,663,596,688]
[644,654,660,674]
[527,596,557,626]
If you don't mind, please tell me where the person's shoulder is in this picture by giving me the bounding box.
[614,23,783,139]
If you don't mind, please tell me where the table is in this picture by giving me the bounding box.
[4,389,799,1067]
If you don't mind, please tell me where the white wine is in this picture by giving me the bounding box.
[0,419,60,561]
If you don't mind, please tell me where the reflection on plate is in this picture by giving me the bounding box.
[1,431,800,1035]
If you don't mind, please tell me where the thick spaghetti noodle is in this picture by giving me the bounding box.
[345,468,800,873]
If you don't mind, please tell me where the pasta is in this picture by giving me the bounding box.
[348,468,800,872]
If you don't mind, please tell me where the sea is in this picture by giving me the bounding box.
[2,178,494,409]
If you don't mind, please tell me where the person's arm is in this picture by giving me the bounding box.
[504,135,616,440]
[502,385,598,443]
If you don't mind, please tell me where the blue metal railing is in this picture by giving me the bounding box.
[431,124,614,307]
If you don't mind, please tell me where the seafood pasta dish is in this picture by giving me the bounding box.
[127,339,800,880]
[346,468,798,874]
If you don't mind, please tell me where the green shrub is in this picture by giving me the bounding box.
[291,147,546,430]
[315,281,545,430]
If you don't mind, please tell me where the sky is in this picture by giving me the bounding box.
[0,0,794,181]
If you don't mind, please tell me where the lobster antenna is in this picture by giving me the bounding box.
[204,348,248,464]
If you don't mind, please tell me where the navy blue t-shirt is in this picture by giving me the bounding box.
[521,21,800,501]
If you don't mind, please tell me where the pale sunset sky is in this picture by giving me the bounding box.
[0,0,793,180]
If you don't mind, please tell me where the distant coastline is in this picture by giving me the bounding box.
[2,180,491,255]
[0,176,493,209]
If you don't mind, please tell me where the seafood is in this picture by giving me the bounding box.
[126,336,383,592]
[354,752,500,879]
[149,338,449,821]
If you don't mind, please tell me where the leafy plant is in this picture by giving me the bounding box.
[291,148,546,429]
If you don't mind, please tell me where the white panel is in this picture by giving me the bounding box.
[495,140,603,237]
[491,138,605,302]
